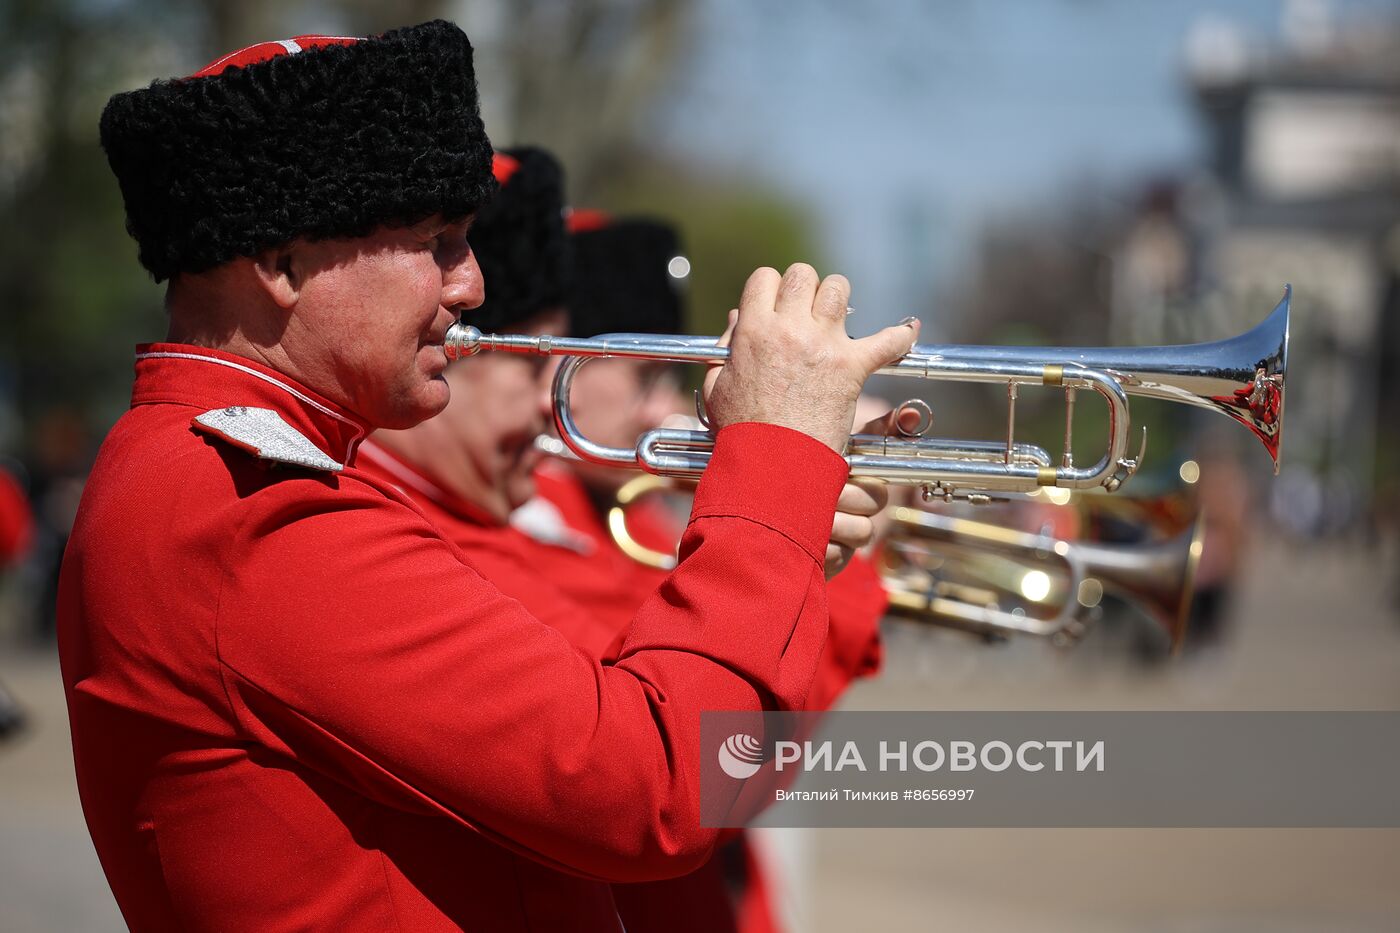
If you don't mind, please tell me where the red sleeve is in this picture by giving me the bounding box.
[443,528,624,662]
[717,552,888,833]
[806,552,889,711]
[213,423,846,883]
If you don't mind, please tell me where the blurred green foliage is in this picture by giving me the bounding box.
[0,0,186,441]
[0,1,489,447]
[0,0,723,453]
[590,161,824,337]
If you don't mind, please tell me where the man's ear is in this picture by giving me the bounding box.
[251,244,301,309]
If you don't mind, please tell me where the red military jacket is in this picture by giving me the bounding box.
[517,462,889,706]
[519,464,888,933]
[57,344,848,932]
[354,450,890,933]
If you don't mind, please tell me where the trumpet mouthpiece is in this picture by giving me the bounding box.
[443,324,483,360]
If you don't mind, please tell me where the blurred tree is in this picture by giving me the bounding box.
[590,159,825,338]
[466,0,694,201]
[0,0,795,446]
[0,0,202,438]
[0,0,448,442]
[948,191,1116,349]
[938,185,1193,473]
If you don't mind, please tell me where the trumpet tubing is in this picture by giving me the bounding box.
[606,474,678,571]
[602,473,1205,650]
[447,287,1289,500]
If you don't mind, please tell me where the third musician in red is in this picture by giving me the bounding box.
[520,212,893,933]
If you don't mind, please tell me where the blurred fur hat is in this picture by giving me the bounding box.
[100,20,496,282]
[567,214,687,337]
[465,147,571,333]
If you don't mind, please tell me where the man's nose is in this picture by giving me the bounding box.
[442,246,484,315]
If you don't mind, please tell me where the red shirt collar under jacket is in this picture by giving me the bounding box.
[355,438,501,527]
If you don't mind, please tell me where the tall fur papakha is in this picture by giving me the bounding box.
[99,20,496,282]
[467,147,572,334]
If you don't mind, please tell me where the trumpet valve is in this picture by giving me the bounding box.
[893,399,934,438]
[1106,426,1150,492]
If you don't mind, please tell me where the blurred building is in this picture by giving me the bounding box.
[1116,2,1400,536]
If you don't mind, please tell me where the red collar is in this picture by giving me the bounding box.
[355,439,502,527]
[131,343,370,466]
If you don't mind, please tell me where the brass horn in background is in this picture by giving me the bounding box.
[603,474,1205,651]
[881,507,1206,650]
[607,474,680,571]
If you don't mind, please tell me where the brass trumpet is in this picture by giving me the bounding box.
[607,474,681,571]
[604,474,1202,650]
[447,288,1289,501]
[881,507,1205,650]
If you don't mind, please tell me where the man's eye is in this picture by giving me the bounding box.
[428,226,468,251]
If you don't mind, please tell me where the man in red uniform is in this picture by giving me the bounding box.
[59,20,920,932]
[363,166,890,930]
[0,467,32,567]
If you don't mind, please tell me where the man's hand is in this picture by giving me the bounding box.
[822,405,925,578]
[826,479,887,579]
[705,264,919,453]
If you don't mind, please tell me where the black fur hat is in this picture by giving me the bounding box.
[466,147,571,333]
[99,20,496,282]
[568,216,687,337]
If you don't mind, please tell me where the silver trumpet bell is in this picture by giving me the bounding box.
[445,287,1289,500]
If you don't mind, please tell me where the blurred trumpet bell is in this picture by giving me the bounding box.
[882,507,1205,650]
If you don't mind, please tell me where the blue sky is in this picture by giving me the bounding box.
[649,0,1399,333]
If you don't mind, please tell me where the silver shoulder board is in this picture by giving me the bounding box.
[192,407,343,473]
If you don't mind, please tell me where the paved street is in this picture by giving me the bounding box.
[0,649,124,932]
[2,536,1397,931]
[784,536,1400,932]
